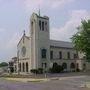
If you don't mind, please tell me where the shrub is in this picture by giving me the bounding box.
[38,68,43,74]
[49,64,63,73]
[76,68,80,72]
[30,69,38,74]
[31,68,43,74]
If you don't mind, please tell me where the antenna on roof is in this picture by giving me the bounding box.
[23,30,25,36]
[38,5,40,16]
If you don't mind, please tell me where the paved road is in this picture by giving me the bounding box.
[0,76,90,90]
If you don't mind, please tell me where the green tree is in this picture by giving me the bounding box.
[71,20,90,62]
[0,62,8,67]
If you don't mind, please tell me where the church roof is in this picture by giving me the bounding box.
[17,34,30,46]
[50,40,73,49]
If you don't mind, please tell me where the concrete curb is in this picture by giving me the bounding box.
[3,75,87,83]
[4,78,52,82]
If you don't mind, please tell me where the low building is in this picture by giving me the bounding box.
[8,57,17,74]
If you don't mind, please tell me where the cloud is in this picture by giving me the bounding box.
[50,10,90,41]
[24,0,74,13]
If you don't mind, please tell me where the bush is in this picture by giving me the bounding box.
[38,68,43,74]
[31,68,43,74]
[49,64,63,73]
[31,69,38,74]
[76,68,80,72]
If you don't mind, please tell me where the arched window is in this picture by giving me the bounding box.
[42,21,44,31]
[50,51,53,59]
[59,51,62,59]
[19,63,21,72]
[39,20,41,30]
[22,63,25,72]
[67,52,70,59]
[70,63,75,69]
[62,63,67,69]
[45,21,47,31]
[41,49,47,58]
[26,62,28,72]
[31,21,33,34]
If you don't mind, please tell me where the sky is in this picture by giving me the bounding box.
[0,0,90,62]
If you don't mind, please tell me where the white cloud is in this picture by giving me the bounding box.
[50,10,90,41]
[24,0,74,13]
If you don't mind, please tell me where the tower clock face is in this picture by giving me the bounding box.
[21,46,26,57]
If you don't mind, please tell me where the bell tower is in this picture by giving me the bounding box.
[30,13,50,71]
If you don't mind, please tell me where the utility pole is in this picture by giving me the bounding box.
[17,50,20,75]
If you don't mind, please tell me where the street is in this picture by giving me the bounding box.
[0,75,90,90]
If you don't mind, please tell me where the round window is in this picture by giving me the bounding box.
[21,46,26,57]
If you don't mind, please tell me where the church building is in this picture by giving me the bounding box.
[13,12,86,74]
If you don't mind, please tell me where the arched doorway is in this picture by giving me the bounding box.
[62,63,67,71]
[76,63,81,71]
[53,62,58,68]
[26,62,28,72]
[19,63,21,72]
[70,63,75,71]
[22,63,25,72]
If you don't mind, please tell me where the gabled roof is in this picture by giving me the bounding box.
[50,40,73,49]
[17,34,30,46]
